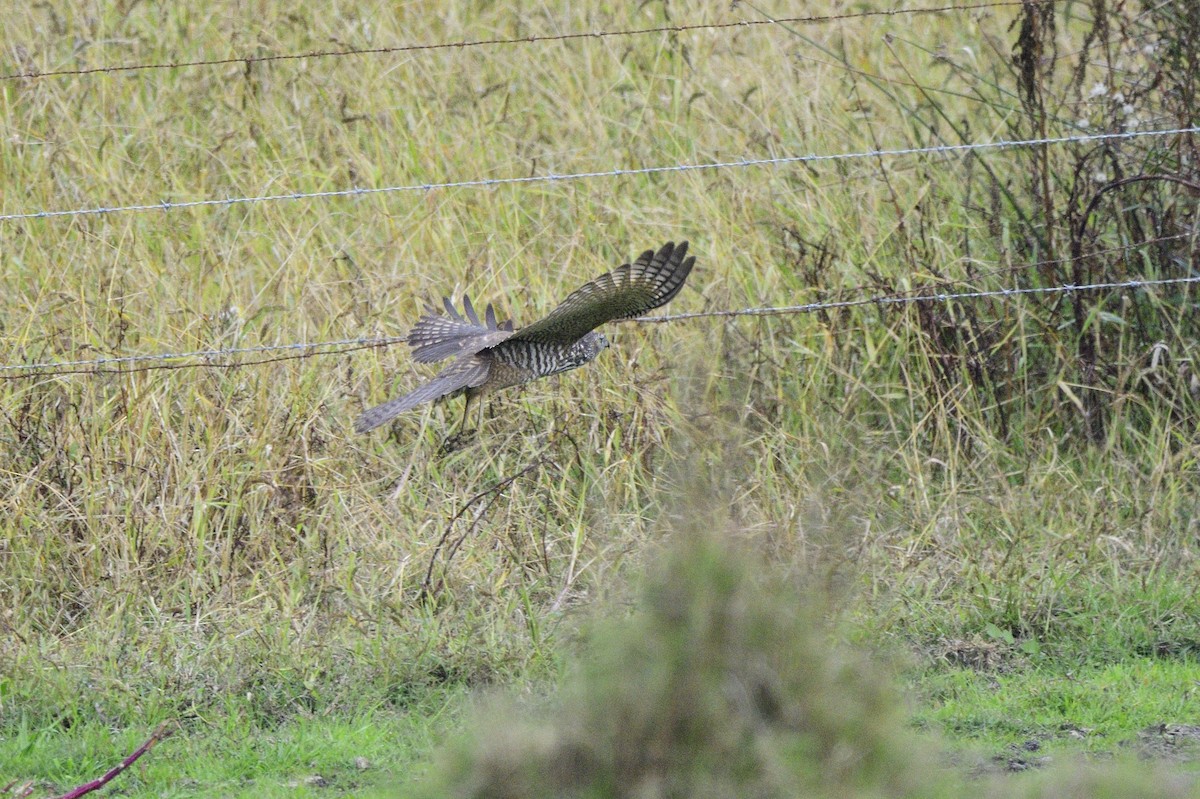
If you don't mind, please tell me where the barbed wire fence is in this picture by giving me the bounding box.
[4,267,1196,380]
[1,1,1196,384]
[2,128,1195,223]
[0,0,1058,82]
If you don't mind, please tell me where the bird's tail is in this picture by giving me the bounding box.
[354,356,490,434]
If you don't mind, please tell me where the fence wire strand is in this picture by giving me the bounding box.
[3,127,1196,224]
[635,274,1200,323]
[4,268,1196,379]
[1,0,1058,82]
[0,336,406,376]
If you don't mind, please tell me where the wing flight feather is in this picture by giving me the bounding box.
[508,241,695,345]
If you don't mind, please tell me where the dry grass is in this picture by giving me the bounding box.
[1,0,1198,768]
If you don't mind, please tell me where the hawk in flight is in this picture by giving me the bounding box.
[355,240,696,434]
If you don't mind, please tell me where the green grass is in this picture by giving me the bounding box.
[2,0,1199,795]
[913,660,1200,755]
[2,688,465,798]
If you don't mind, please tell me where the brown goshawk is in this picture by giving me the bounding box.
[355,240,696,434]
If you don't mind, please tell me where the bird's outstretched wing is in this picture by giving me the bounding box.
[354,356,491,433]
[508,240,695,345]
[406,295,515,364]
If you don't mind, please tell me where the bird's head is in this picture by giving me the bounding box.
[552,331,609,374]
[582,331,610,361]
[537,332,610,380]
